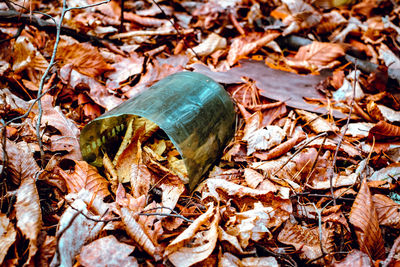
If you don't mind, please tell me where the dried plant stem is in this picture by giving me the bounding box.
[329,63,357,205]
[33,0,110,165]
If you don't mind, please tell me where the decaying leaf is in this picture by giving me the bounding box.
[56,42,114,77]
[244,125,286,155]
[16,177,42,265]
[78,235,138,267]
[12,36,49,73]
[50,197,106,267]
[0,214,16,263]
[227,32,280,66]
[1,140,40,185]
[119,207,161,261]
[287,41,345,71]
[296,109,339,133]
[41,95,81,160]
[164,203,219,267]
[190,33,227,57]
[368,163,400,183]
[277,220,334,262]
[372,194,400,228]
[368,121,400,141]
[57,160,110,199]
[349,179,385,260]
[332,249,371,267]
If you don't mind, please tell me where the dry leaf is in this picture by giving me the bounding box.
[288,41,345,71]
[105,53,144,86]
[50,198,106,267]
[277,220,333,262]
[41,95,81,160]
[1,140,40,185]
[244,168,264,189]
[120,207,161,261]
[349,179,385,260]
[368,121,400,141]
[368,163,400,183]
[373,194,400,228]
[16,177,42,265]
[57,160,111,199]
[56,42,114,77]
[78,235,138,267]
[0,214,16,263]
[227,32,280,66]
[332,249,372,267]
[190,33,227,57]
[244,125,286,155]
[165,203,219,267]
[296,109,339,133]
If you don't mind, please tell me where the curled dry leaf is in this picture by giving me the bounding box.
[368,121,400,141]
[105,53,144,87]
[277,220,333,262]
[220,252,279,267]
[119,207,161,261]
[349,179,385,260]
[57,160,110,199]
[12,36,48,73]
[50,198,106,267]
[226,202,290,248]
[332,249,372,267]
[56,42,114,77]
[78,235,138,267]
[16,177,42,265]
[287,42,345,71]
[190,33,227,57]
[164,203,219,267]
[0,214,16,263]
[227,32,280,66]
[372,194,400,228]
[245,125,286,155]
[368,163,400,183]
[41,95,81,160]
[244,168,264,189]
[0,88,37,117]
[1,140,40,185]
[254,131,306,161]
[296,109,339,133]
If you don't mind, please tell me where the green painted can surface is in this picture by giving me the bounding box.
[79,71,236,190]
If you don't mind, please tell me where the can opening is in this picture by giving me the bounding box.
[81,114,189,184]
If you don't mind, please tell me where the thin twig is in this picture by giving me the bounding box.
[329,63,357,205]
[34,0,110,165]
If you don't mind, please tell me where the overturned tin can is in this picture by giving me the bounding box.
[79,72,236,190]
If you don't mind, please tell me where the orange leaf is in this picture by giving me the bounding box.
[368,121,400,141]
[56,42,114,77]
[58,161,110,199]
[349,179,385,260]
[372,194,400,229]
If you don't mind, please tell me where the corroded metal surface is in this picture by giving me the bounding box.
[80,72,236,190]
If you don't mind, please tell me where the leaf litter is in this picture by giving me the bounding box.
[1,0,400,266]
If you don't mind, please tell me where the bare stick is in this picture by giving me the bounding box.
[329,63,357,205]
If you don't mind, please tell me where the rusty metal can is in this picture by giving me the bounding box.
[80,71,236,190]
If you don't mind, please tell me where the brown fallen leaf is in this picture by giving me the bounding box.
[15,177,42,265]
[41,95,81,160]
[368,121,400,141]
[332,249,372,267]
[277,220,334,263]
[349,179,385,260]
[164,203,219,267]
[56,42,114,77]
[0,214,17,263]
[1,140,40,185]
[78,235,138,267]
[372,194,400,229]
[287,41,346,71]
[227,31,280,66]
[57,160,110,199]
[296,109,339,133]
